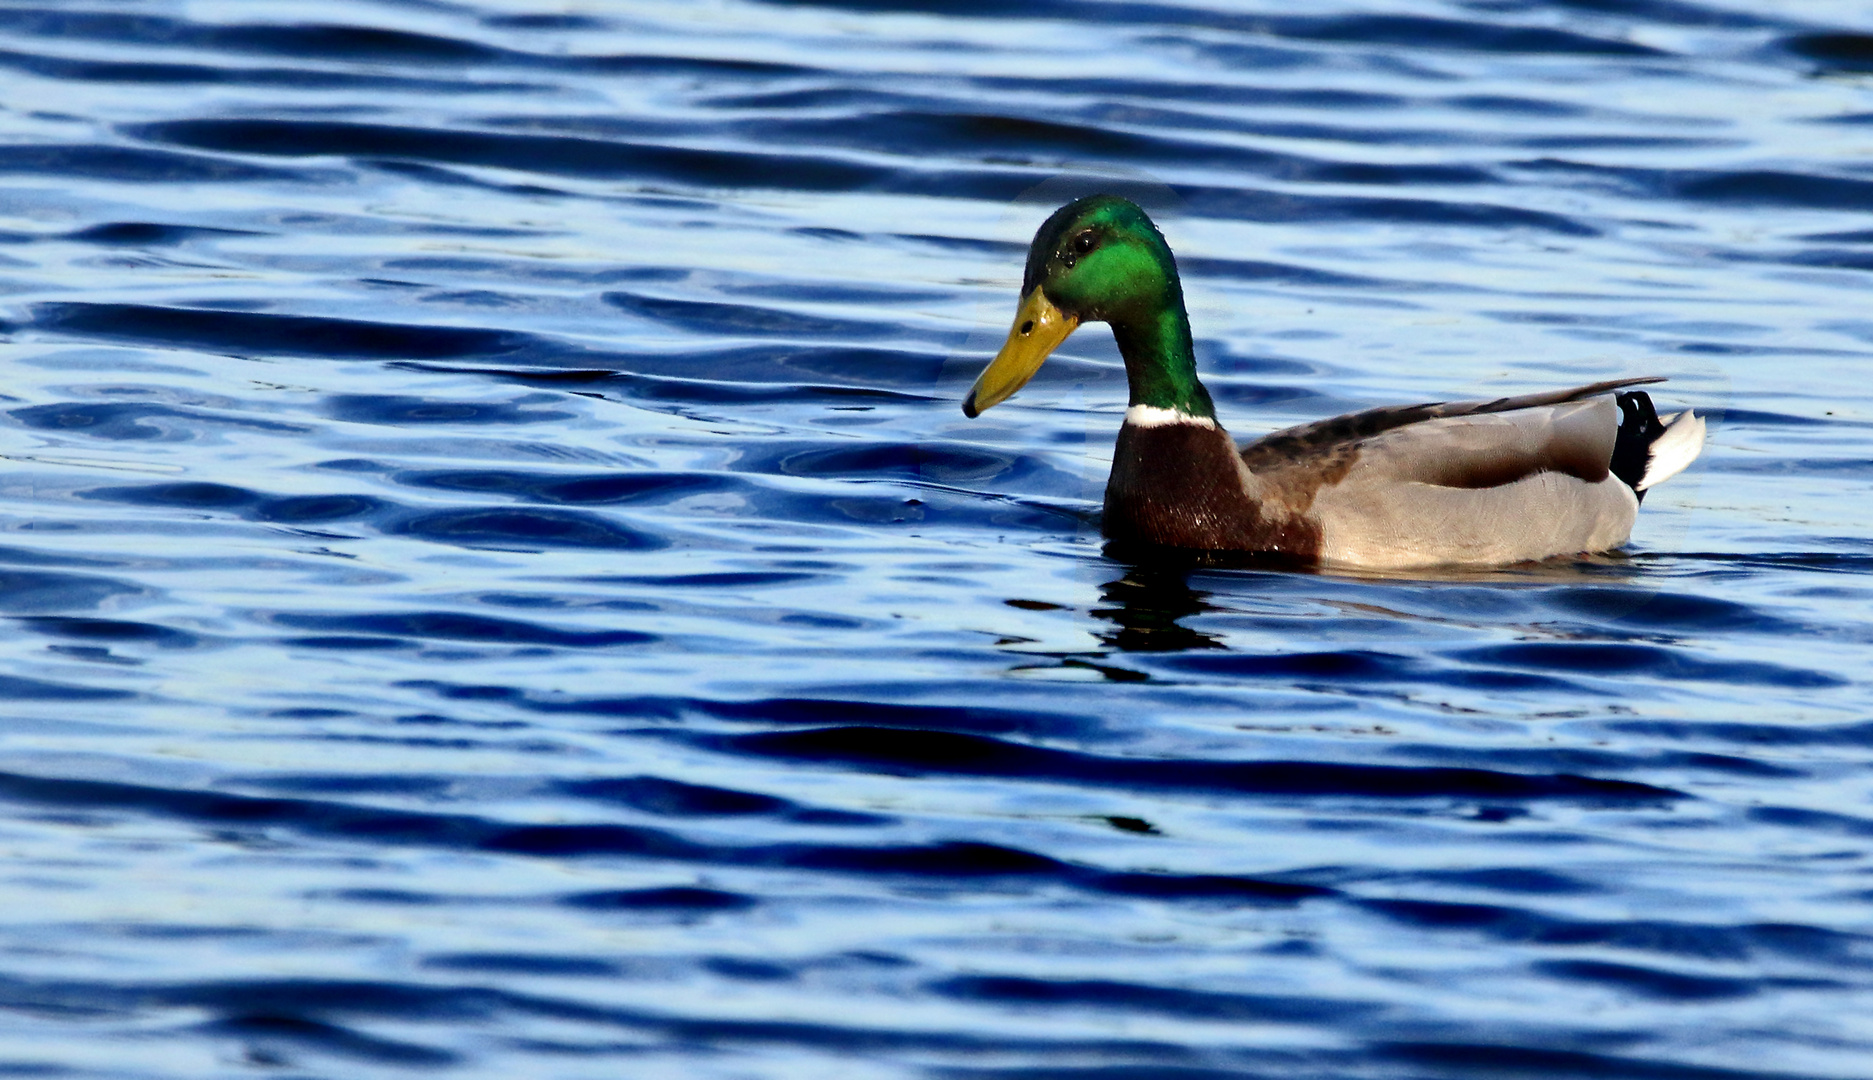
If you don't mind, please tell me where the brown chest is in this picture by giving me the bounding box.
[1102,422,1322,559]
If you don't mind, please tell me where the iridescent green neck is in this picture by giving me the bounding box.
[1020,193,1217,419]
[1110,294,1214,419]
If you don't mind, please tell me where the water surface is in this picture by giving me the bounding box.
[1,1,1871,1076]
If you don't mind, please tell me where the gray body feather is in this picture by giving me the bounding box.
[1309,399,1639,568]
[1230,381,1672,568]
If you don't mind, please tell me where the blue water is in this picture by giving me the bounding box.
[0,1,1871,1076]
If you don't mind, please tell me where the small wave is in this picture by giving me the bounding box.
[0,143,314,183]
[715,725,1679,800]
[273,611,655,649]
[32,302,529,361]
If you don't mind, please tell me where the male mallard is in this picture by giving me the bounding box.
[963,194,1705,569]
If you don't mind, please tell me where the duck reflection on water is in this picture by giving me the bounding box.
[1012,547,1676,683]
[1091,565,1227,655]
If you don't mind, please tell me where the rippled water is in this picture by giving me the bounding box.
[2,1,1873,1076]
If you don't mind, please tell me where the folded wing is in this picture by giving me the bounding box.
[1239,376,1659,475]
[1242,386,1653,569]
[1344,396,1618,489]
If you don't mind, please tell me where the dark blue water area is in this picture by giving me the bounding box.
[0,0,1871,1076]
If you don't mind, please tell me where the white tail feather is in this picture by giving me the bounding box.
[1636,409,1705,490]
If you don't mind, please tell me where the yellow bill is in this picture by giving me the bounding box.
[962,287,1079,417]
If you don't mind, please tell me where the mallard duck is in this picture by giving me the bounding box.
[963,194,1705,569]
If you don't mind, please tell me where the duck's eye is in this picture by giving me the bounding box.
[1073,230,1097,254]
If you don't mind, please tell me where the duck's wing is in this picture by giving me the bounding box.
[1238,376,1661,474]
[1240,381,1671,568]
[1331,395,1621,489]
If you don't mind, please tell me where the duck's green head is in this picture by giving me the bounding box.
[963,194,1201,418]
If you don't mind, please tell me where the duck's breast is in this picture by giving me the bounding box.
[1104,411,1321,557]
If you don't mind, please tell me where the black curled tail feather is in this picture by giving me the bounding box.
[1610,390,1663,503]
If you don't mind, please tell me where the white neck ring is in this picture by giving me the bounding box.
[1124,404,1216,430]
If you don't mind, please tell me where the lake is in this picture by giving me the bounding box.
[0,1,1870,1076]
